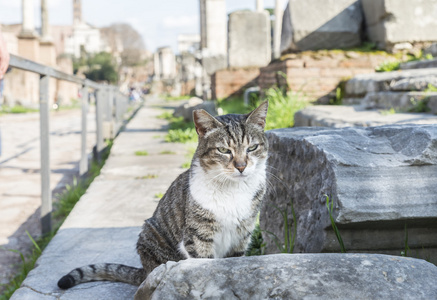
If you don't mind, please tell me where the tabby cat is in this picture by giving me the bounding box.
[58,101,269,289]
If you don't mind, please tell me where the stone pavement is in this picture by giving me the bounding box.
[11,97,190,299]
[0,108,96,290]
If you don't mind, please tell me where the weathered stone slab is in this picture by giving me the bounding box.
[280,0,362,52]
[362,91,437,113]
[135,254,437,300]
[389,76,437,92]
[294,105,437,128]
[228,10,271,68]
[344,68,437,97]
[361,0,437,50]
[400,58,437,70]
[260,126,437,263]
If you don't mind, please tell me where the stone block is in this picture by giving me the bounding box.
[261,125,437,264]
[400,58,437,70]
[280,0,362,52]
[363,91,437,113]
[293,105,437,127]
[211,67,260,99]
[173,97,217,122]
[228,11,271,68]
[361,0,437,50]
[135,254,437,299]
[424,42,437,57]
[344,68,437,97]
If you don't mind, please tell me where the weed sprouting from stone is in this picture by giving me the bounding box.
[264,198,296,253]
[325,194,347,253]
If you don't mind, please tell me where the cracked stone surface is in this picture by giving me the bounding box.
[261,125,437,263]
[135,254,437,300]
[11,98,189,299]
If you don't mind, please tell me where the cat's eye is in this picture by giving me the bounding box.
[247,144,258,152]
[217,147,231,154]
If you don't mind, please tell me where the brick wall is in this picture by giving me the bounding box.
[259,52,392,102]
[211,67,260,99]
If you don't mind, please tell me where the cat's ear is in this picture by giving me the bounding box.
[193,109,223,138]
[246,101,268,130]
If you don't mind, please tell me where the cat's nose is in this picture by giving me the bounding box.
[234,162,247,173]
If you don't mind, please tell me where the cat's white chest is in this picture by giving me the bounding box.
[190,164,265,258]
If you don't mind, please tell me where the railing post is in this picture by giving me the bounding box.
[79,85,89,176]
[95,88,105,161]
[39,75,52,235]
[107,86,114,138]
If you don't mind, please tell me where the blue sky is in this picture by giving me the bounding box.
[0,0,287,53]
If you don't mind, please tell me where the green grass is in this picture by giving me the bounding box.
[0,231,54,300]
[0,105,39,115]
[154,192,164,199]
[325,195,346,253]
[380,107,397,115]
[159,150,176,155]
[375,60,400,72]
[136,174,158,180]
[134,150,149,156]
[0,142,113,299]
[158,111,198,144]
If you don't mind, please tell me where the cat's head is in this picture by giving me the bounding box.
[192,101,268,181]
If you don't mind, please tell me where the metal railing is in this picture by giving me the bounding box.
[8,54,130,235]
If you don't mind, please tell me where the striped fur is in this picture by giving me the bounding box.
[58,101,269,289]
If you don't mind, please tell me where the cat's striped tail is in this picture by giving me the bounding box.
[57,263,147,289]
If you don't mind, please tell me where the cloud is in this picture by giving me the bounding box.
[162,15,198,29]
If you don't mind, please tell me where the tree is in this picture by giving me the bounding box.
[77,52,118,83]
[101,23,147,67]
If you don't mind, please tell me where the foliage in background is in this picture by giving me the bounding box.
[260,87,308,130]
[0,142,113,299]
[74,52,118,83]
[325,195,347,253]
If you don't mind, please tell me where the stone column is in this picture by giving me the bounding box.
[153,52,161,81]
[199,0,227,100]
[40,0,52,42]
[21,0,37,37]
[73,0,83,25]
[273,0,283,59]
[256,0,264,12]
[199,0,227,56]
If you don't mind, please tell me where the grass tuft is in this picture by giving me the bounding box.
[134,150,149,156]
[154,192,164,199]
[159,150,176,155]
[136,174,158,180]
